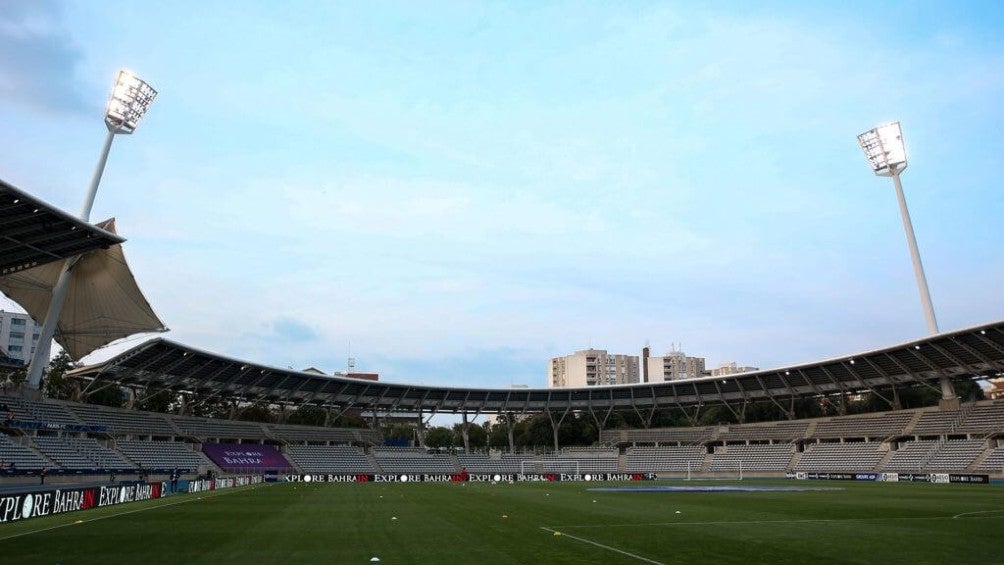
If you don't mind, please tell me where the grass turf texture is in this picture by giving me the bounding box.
[0,480,1001,564]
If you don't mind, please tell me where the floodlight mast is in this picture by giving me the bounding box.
[24,70,157,393]
[857,121,954,402]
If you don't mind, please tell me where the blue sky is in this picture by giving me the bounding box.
[1,1,1003,389]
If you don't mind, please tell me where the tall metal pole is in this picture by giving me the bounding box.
[25,128,118,392]
[80,128,117,222]
[890,168,954,401]
[890,169,938,335]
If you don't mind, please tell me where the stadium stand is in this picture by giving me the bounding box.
[65,402,179,436]
[1,396,36,422]
[909,409,962,436]
[268,423,381,445]
[625,446,706,473]
[373,447,458,473]
[973,445,1004,473]
[794,442,884,472]
[1,395,83,426]
[171,416,272,441]
[708,444,795,471]
[882,440,938,471]
[717,421,808,443]
[285,445,378,474]
[453,453,559,474]
[115,440,214,471]
[531,449,619,473]
[0,396,1000,479]
[956,403,1004,434]
[600,426,714,445]
[811,412,913,439]
[455,453,504,474]
[925,439,986,471]
[0,433,51,469]
[561,446,619,454]
[31,436,133,470]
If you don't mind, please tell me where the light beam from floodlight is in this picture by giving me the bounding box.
[25,70,157,393]
[858,121,953,401]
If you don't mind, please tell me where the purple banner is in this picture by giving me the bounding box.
[202,443,292,471]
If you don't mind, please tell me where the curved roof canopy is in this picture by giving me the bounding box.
[0,179,124,275]
[0,218,168,360]
[68,319,1004,414]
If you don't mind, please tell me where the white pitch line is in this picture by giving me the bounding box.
[540,526,666,565]
[952,510,1004,519]
[545,513,1004,530]
[0,485,258,543]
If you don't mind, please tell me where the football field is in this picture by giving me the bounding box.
[1,480,1001,564]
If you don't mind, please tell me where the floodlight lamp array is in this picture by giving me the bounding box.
[857,121,907,176]
[104,70,157,134]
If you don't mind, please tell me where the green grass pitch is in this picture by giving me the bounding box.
[1,480,1001,564]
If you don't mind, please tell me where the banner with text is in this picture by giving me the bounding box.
[285,472,657,483]
[202,443,293,471]
[786,471,989,484]
[0,482,161,524]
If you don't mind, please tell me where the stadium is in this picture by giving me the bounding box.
[2,166,1004,563]
[3,6,1004,564]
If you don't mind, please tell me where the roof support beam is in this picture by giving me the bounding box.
[948,336,1000,371]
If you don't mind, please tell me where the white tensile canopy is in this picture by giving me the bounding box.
[0,218,167,361]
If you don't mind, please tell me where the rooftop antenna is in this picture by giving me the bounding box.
[347,339,355,374]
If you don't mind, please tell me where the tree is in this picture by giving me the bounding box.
[287,405,327,427]
[452,421,487,450]
[330,413,367,428]
[86,385,124,408]
[137,389,176,413]
[424,426,454,449]
[516,414,553,449]
[954,378,985,402]
[43,351,77,400]
[560,412,597,446]
[3,365,26,393]
[384,423,415,442]
[487,421,510,450]
[186,394,235,419]
[651,408,689,428]
[237,404,276,423]
[698,405,737,426]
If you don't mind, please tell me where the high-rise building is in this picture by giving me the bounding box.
[548,349,639,388]
[0,310,42,365]
[711,362,759,377]
[646,349,706,382]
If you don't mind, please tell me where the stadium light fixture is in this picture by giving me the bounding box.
[857,121,907,177]
[25,69,157,393]
[105,70,158,135]
[858,121,953,401]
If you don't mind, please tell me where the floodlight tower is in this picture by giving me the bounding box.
[857,121,955,402]
[25,70,157,392]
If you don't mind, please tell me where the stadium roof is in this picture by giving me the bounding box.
[0,179,125,276]
[0,218,168,360]
[68,319,1004,415]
